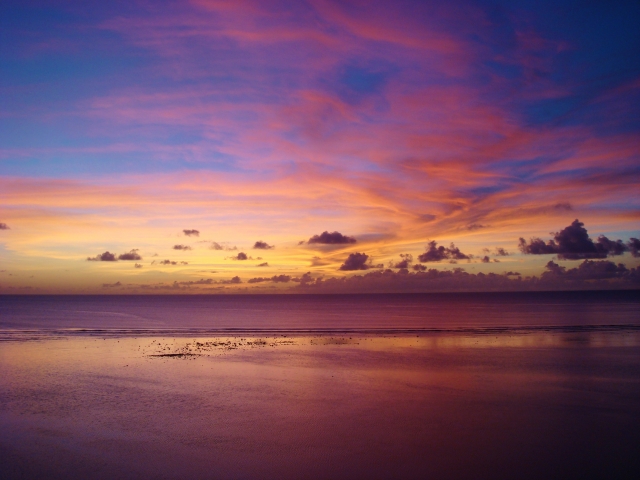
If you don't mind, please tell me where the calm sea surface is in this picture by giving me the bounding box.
[1,291,639,338]
[1,291,639,479]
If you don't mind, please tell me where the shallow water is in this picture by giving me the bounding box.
[1,292,639,479]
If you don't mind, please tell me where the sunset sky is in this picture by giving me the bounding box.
[1,0,639,293]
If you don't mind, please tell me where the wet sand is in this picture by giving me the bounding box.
[2,331,640,479]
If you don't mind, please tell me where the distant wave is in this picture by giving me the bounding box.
[1,324,639,341]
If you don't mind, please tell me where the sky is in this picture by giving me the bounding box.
[1,0,639,294]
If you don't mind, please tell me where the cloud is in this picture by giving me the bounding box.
[175,277,240,286]
[495,248,510,256]
[248,274,291,284]
[417,241,471,262]
[257,262,269,267]
[210,242,237,251]
[135,263,143,268]
[183,229,200,236]
[467,223,487,231]
[390,253,413,269]
[629,238,640,258]
[221,276,242,284]
[253,240,274,250]
[519,220,628,260]
[292,272,314,284]
[102,281,122,288]
[310,256,330,267]
[307,231,356,245]
[554,203,572,211]
[292,259,640,294]
[481,256,490,263]
[178,278,214,285]
[541,260,636,281]
[118,249,142,260]
[87,251,117,262]
[339,252,378,271]
[232,252,249,260]
[158,259,187,265]
[0,223,9,230]
[88,249,143,261]
[173,244,192,251]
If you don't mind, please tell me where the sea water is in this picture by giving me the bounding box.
[1,291,639,479]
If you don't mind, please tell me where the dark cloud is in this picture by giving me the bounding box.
[271,274,291,283]
[135,263,143,269]
[292,260,640,294]
[221,276,242,284]
[519,220,628,260]
[554,203,572,211]
[390,253,413,269]
[257,262,269,267]
[248,275,291,284]
[209,242,237,251]
[174,277,240,286]
[159,259,182,265]
[102,281,122,288]
[339,252,378,271]
[412,264,427,272]
[173,244,192,251]
[88,250,143,261]
[0,223,9,230]
[87,251,117,262]
[183,229,200,237]
[292,272,314,284]
[541,260,636,281]
[118,249,142,261]
[178,278,215,285]
[417,241,471,262]
[308,231,356,245]
[233,252,249,260]
[467,224,487,231]
[253,240,274,250]
[481,256,490,263]
[628,238,640,258]
[495,248,510,256]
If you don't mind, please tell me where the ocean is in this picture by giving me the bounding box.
[1,291,639,479]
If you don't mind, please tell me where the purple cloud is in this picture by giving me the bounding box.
[308,231,356,245]
[519,220,628,260]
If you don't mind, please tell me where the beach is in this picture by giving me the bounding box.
[2,329,640,479]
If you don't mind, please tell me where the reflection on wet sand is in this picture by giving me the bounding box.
[1,331,640,479]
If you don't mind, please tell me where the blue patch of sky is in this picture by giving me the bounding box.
[466,184,510,198]
[322,61,398,105]
[0,150,243,178]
